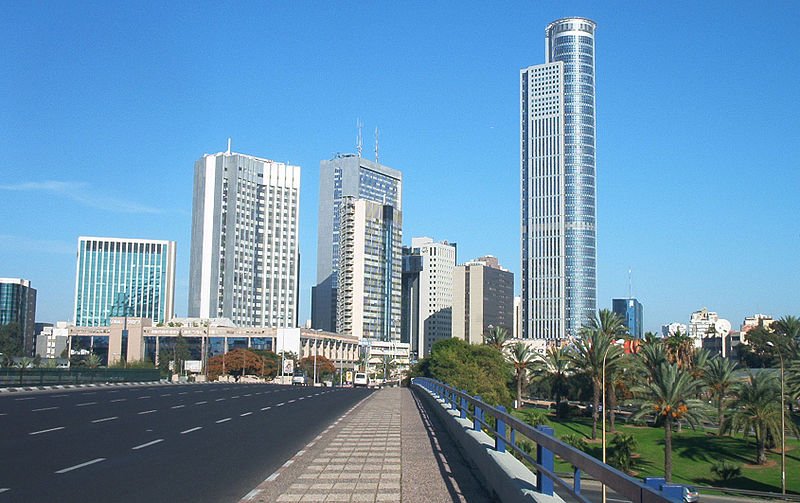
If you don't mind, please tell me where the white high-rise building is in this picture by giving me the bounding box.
[521,18,598,341]
[189,144,300,327]
[401,237,456,359]
[336,197,402,342]
[453,256,514,344]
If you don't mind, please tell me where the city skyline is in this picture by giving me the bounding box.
[2,3,798,333]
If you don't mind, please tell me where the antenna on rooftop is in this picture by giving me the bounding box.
[374,127,380,164]
[227,137,232,155]
[628,268,632,300]
[356,119,363,158]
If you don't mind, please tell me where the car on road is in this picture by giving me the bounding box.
[291,372,309,386]
[683,486,699,503]
[353,372,369,388]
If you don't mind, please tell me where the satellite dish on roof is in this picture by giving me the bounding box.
[715,319,731,336]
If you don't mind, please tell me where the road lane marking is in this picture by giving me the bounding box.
[29,426,65,435]
[110,398,127,403]
[161,393,172,397]
[231,395,240,399]
[215,398,225,402]
[288,399,296,403]
[14,397,35,401]
[193,390,204,393]
[171,405,185,409]
[195,401,207,405]
[32,407,59,412]
[138,409,157,415]
[276,402,285,406]
[55,458,105,474]
[76,402,97,407]
[178,392,188,395]
[260,406,271,411]
[132,439,164,450]
[181,426,202,434]
[216,417,231,423]
[0,488,8,493]
[240,412,252,417]
[244,393,252,396]
[52,394,68,397]
[137,396,151,399]
[91,416,118,423]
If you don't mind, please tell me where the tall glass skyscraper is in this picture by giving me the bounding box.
[73,237,176,326]
[312,154,402,333]
[0,278,37,356]
[521,18,597,340]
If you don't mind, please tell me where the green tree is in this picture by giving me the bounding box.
[609,432,638,473]
[570,309,626,439]
[0,323,23,364]
[637,337,667,382]
[413,338,513,407]
[631,363,708,481]
[702,356,738,435]
[773,315,800,348]
[538,345,572,416]
[506,342,539,409]
[664,329,694,368]
[298,355,336,381]
[84,353,102,369]
[483,326,511,350]
[725,371,797,465]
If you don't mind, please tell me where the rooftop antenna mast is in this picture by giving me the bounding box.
[356,119,363,158]
[227,137,232,155]
[374,127,379,164]
[628,268,632,300]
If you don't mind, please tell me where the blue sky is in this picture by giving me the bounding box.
[2,1,798,333]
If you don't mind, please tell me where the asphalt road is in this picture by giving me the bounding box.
[0,383,373,502]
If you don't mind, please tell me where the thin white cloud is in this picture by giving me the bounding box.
[0,180,161,214]
[0,235,75,254]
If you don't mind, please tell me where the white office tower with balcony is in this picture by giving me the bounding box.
[521,18,598,341]
[189,144,300,328]
[336,196,402,342]
[401,237,457,359]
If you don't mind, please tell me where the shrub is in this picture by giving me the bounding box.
[609,433,638,473]
[518,408,550,427]
[711,460,741,481]
[561,433,588,452]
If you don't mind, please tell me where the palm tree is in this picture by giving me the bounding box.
[725,372,794,465]
[773,315,800,353]
[631,363,708,481]
[484,326,511,351]
[664,329,694,368]
[506,342,539,409]
[702,356,738,435]
[570,309,626,439]
[84,353,102,369]
[540,345,572,415]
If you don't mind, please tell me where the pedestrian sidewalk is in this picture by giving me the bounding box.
[242,387,493,503]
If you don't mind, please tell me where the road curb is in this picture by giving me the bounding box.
[0,380,224,394]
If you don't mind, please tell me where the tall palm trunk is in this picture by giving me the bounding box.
[716,398,725,436]
[664,416,673,481]
[609,382,618,432]
[592,379,600,440]
[516,370,523,409]
[756,430,767,465]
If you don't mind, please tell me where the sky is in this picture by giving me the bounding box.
[1,1,798,334]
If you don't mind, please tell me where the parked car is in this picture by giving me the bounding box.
[683,486,699,503]
[353,372,369,388]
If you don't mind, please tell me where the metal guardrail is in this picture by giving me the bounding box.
[0,368,161,387]
[412,377,675,503]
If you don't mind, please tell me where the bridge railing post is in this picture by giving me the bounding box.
[460,392,468,419]
[495,405,507,453]
[573,466,581,495]
[473,396,483,431]
[536,425,555,496]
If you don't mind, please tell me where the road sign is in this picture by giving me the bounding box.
[283,359,294,375]
[346,370,352,383]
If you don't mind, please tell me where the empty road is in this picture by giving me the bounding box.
[0,383,373,502]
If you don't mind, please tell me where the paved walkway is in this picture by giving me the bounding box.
[242,387,494,503]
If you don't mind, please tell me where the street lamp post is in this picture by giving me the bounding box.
[767,340,786,495]
[602,338,624,503]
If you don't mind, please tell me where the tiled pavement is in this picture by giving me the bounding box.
[242,387,493,503]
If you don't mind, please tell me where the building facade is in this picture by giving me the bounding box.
[452,256,514,344]
[661,322,688,338]
[0,278,37,356]
[400,237,456,359]
[312,154,402,332]
[189,146,300,328]
[689,307,732,355]
[521,17,597,341]
[35,322,69,360]
[73,237,176,327]
[612,298,643,339]
[336,197,402,342]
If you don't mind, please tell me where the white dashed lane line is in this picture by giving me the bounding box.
[240,412,252,417]
[32,407,59,412]
[0,488,9,493]
[181,426,202,434]
[55,458,105,474]
[195,401,207,405]
[29,426,65,435]
[76,402,97,407]
[137,410,157,415]
[137,396,151,400]
[216,417,231,424]
[14,397,35,401]
[276,402,285,407]
[171,405,185,409]
[215,398,225,402]
[132,439,163,450]
[110,398,126,403]
[91,416,118,423]
[260,406,271,411]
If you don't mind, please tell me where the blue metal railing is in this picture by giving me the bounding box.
[412,377,673,503]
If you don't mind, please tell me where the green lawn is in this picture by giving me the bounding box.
[512,410,800,495]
